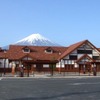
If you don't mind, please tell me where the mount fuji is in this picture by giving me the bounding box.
[15,33,60,46]
[2,33,61,49]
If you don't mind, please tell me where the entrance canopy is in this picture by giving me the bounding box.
[76,54,95,64]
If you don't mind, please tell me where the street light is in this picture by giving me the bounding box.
[4,50,7,75]
[27,54,29,77]
[93,63,96,76]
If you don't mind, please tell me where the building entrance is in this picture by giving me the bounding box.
[36,64,43,72]
[79,64,91,74]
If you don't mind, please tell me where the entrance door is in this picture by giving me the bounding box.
[79,64,91,74]
[36,64,43,72]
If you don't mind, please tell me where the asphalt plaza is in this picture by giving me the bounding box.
[0,77,100,100]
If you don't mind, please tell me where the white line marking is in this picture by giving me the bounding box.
[71,82,100,85]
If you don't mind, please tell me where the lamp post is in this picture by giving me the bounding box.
[51,63,53,76]
[83,63,86,74]
[99,54,100,72]
[93,63,96,76]
[63,59,66,76]
[4,50,7,75]
[27,54,29,77]
[59,60,61,74]
[50,57,56,76]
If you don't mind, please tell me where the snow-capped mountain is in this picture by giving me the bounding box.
[15,33,60,46]
[2,33,61,49]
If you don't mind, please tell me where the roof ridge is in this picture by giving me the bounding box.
[58,40,89,60]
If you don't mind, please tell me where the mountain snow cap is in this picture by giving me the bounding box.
[16,33,50,44]
[15,33,61,46]
[2,33,61,49]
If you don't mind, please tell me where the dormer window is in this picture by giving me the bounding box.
[46,49,52,53]
[23,48,30,53]
[45,47,53,54]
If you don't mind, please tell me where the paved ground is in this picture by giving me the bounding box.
[2,71,100,78]
[0,77,100,100]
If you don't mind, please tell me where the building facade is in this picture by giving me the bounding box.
[0,40,100,75]
[58,40,100,74]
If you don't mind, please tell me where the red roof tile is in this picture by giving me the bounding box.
[1,40,100,63]
[76,54,94,63]
[7,45,67,61]
[0,50,8,58]
[58,40,100,60]
[58,40,88,60]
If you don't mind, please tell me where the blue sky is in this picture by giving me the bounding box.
[0,0,100,47]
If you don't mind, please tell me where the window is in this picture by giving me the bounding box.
[43,64,49,68]
[77,50,92,54]
[45,47,53,54]
[46,49,52,53]
[45,49,53,54]
[69,55,77,60]
[93,56,99,60]
[23,48,30,53]
[86,50,92,54]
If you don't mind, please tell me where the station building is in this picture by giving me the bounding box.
[0,40,100,75]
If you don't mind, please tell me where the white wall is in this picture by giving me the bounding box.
[0,59,9,68]
[56,60,65,68]
[43,64,49,68]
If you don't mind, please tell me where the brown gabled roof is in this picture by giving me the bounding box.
[98,48,100,51]
[0,49,8,59]
[1,40,100,62]
[58,40,100,60]
[58,40,88,60]
[0,52,6,59]
[76,54,94,63]
[7,45,67,61]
